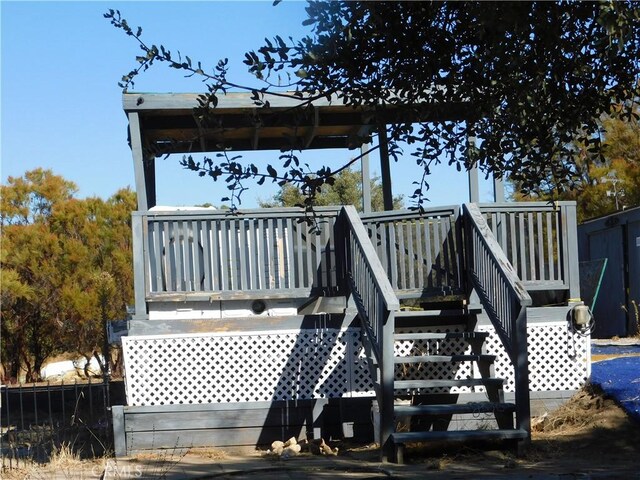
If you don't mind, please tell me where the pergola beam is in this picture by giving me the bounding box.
[124,92,481,212]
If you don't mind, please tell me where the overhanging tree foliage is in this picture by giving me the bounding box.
[107,1,640,209]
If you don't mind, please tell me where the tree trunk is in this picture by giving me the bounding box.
[93,350,107,377]
[22,353,33,383]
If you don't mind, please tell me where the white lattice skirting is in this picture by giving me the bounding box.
[122,323,590,406]
[122,329,373,405]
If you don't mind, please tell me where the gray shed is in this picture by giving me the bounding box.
[578,206,640,338]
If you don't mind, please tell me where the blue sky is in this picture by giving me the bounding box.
[1,1,494,208]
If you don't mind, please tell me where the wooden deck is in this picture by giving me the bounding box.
[120,202,582,458]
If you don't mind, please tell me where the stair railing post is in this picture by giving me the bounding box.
[380,309,396,462]
[514,308,531,452]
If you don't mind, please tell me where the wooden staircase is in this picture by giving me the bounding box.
[340,205,533,463]
[388,304,528,463]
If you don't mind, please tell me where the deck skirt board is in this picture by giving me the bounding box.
[115,398,375,455]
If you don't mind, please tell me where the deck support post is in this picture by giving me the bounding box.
[494,175,505,202]
[560,203,581,301]
[468,166,480,203]
[377,122,394,211]
[361,144,372,214]
[129,112,157,211]
[467,131,480,203]
[131,213,148,320]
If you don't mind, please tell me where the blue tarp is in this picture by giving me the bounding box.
[591,356,640,422]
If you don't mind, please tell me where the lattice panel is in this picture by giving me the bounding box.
[123,322,589,406]
[480,322,590,393]
[123,329,374,406]
[393,326,476,394]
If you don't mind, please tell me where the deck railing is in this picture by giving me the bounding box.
[132,207,342,312]
[361,207,462,298]
[477,202,579,299]
[339,206,399,460]
[463,203,532,439]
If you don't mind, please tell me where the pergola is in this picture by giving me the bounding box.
[123,92,504,212]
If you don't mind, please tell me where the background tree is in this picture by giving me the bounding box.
[107,1,640,210]
[259,168,403,211]
[510,113,640,221]
[1,170,76,381]
[0,170,135,382]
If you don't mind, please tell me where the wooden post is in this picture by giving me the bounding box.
[335,209,347,296]
[131,213,148,319]
[380,309,396,462]
[129,112,149,212]
[514,308,531,452]
[112,405,126,457]
[561,202,581,301]
[361,144,372,214]
[144,154,157,210]
[467,132,480,203]
[377,123,394,211]
[494,175,505,202]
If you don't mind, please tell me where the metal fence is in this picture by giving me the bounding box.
[1,379,123,470]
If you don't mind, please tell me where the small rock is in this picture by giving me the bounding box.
[281,444,301,459]
[283,436,297,447]
[319,440,338,456]
[269,440,284,456]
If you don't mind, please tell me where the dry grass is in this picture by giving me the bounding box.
[188,447,229,460]
[47,443,82,468]
[532,384,623,436]
[2,443,106,480]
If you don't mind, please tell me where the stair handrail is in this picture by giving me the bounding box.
[463,203,532,443]
[463,203,532,358]
[339,205,399,460]
[340,206,400,357]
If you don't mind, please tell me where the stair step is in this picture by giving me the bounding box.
[394,331,489,341]
[391,428,528,445]
[394,378,503,390]
[394,402,516,417]
[397,309,471,318]
[394,354,496,364]
[466,303,483,314]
